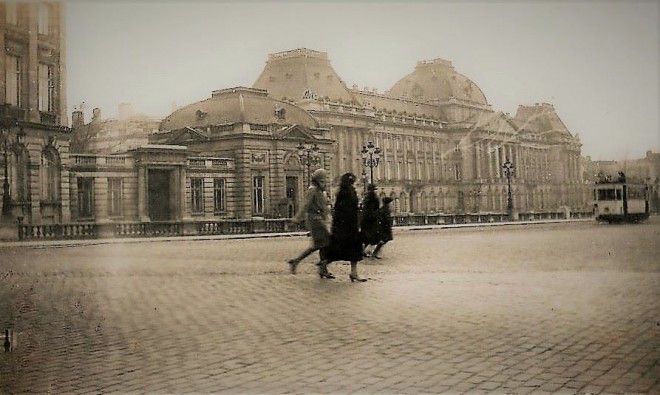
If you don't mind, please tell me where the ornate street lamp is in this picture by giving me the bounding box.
[360,141,381,185]
[502,159,515,213]
[297,142,321,187]
[0,118,17,222]
[361,169,368,197]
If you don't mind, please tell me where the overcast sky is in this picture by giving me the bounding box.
[65,0,659,161]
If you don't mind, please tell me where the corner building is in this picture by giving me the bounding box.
[1,3,71,224]
[249,48,587,214]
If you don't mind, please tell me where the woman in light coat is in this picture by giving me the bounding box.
[287,169,331,274]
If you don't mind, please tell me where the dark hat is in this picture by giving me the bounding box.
[382,197,393,204]
[367,184,377,191]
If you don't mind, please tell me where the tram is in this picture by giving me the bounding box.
[593,176,650,223]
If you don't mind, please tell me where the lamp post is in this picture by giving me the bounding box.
[297,142,321,187]
[502,160,515,213]
[360,141,381,185]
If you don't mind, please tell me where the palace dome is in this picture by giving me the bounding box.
[389,59,488,105]
[159,87,318,131]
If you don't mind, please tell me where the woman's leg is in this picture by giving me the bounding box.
[317,258,335,279]
[288,246,318,274]
[349,261,367,282]
[371,241,387,258]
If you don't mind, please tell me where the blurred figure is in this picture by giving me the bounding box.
[371,197,394,259]
[319,173,367,282]
[287,169,331,274]
[360,184,381,257]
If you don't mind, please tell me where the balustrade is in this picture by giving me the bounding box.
[11,211,593,241]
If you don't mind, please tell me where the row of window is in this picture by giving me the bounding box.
[76,178,123,219]
[5,3,54,35]
[190,178,228,215]
[5,55,56,112]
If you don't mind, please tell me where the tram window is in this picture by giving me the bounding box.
[616,189,622,200]
[597,189,617,200]
[628,187,644,199]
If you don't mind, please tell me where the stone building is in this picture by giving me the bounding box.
[1,2,71,225]
[4,27,593,229]
[249,48,587,214]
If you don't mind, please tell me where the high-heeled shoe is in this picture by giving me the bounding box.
[349,274,367,282]
[317,261,335,279]
[287,259,299,274]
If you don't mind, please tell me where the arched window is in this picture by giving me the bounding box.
[9,145,30,202]
[41,148,60,201]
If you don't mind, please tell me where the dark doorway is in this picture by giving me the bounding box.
[286,176,298,217]
[148,169,171,220]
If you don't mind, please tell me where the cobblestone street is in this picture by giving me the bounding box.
[1,220,659,394]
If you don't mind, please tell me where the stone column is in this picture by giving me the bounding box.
[494,143,501,178]
[95,176,108,223]
[475,142,481,179]
[137,165,149,221]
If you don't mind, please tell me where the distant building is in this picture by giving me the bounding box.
[3,22,594,228]
[65,48,591,224]
[70,106,161,154]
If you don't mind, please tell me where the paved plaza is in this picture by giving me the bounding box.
[0,219,659,394]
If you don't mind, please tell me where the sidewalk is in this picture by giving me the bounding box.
[0,218,592,249]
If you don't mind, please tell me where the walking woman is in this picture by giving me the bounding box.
[360,184,381,256]
[287,168,331,274]
[318,172,367,282]
[371,196,394,259]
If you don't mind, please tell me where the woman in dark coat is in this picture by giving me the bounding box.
[360,184,381,255]
[318,172,367,282]
[371,196,394,259]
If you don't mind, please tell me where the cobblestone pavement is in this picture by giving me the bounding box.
[0,219,659,394]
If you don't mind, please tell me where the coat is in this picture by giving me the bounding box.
[294,184,330,249]
[360,190,381,245]
[378,204,393,242]
[324,185,363,263]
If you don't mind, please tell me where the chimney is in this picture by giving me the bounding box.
[72,111,85,128]
[92,108,101,123]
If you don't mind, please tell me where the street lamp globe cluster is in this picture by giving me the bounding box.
[296,142,321,187]
[501,159,515,212]
[361,141,381,185]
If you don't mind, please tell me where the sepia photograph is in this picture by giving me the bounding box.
[1,0,659,393]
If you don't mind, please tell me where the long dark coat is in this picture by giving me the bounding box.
[378,204,393,242]
[360,190,381,246]
[324,184,363,263]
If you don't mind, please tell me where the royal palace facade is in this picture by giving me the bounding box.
[1,3,590,229]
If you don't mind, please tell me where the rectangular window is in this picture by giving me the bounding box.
[191,178,204,214]
[6,55,21,106]
[38,64,55,112]
[77,178,94,219]
[6,3,18,25]
[213,178,226,213]
[107,178,123,217]
[252,176,265,214]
